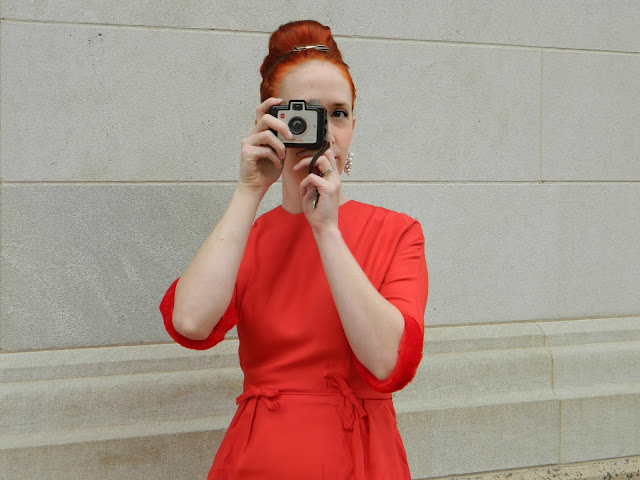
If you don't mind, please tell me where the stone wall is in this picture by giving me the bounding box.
[1,1,639,478]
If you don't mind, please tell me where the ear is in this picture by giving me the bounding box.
[352,115,356,130]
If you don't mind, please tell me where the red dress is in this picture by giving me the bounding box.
[160,200,428,479]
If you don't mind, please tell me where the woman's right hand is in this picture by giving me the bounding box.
[238,97,293,194]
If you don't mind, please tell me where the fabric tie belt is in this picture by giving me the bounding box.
[228,375,388,479]
[323,374,368,431]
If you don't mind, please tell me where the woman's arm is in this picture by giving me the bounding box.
[172,186,263,340]
[313,228,404,380]
[297,149,406,381]
[172,98,292,340]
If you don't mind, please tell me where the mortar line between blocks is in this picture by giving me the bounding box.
[2,180,640,186]
[539,49,544,183]
[425,314,640,330]
[1,18,640,55]
[558,392,563,463]
[537,318,563,463]
[0,18,3,350]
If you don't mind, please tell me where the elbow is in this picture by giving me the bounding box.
[370,351,399,381]
[172,311,214,341]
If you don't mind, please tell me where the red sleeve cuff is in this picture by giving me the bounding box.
[160,278,238,351]
[353,314,424,393]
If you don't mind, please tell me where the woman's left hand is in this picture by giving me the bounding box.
[294,148,341,233]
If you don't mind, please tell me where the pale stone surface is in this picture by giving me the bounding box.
[424,323,544,354]
[560,394,640,463]
[1,2,639,479]
[3,183,640,350]
[0,22,264,182]
[345,182,640,327]
[550,339,640,391]
[0,337,559,479]
[0,340,239,383]
[1,21,540,182]
[344,40,540,181]
[395,347,554,409]
[542,51,640,180]
[0,183,279,351]
[546,322,640,464]
[552,341,640,462]
[398,400,559,478]
[540,317,640,347]
[424,455,640,479]
[2,1,639,52]
[1,429,223,480]
[0,367,242,438]
[2,324,639,478]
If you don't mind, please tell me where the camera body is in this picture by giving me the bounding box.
[269,100,327,149]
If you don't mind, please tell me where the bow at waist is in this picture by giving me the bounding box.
[231,376,384,480]
[323,374,368,430]
[236,385,280,410]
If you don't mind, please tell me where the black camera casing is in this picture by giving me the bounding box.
[269,100,327,149]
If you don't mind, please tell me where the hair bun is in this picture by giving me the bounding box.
[259,20,356,106]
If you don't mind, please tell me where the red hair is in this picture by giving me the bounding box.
[260,20,356,107]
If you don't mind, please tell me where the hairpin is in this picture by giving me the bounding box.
[291,44,329,52]
[261,45,330,87]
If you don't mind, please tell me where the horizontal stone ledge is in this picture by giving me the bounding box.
[550,340,640,389]
[0,367,243,437]
[555,384,640,400]
[423,455,640,480]
[4,392,636,478]
[4,317,636,383]
[1,319,638,444]
[424,317,640,354]
[540,317,640,347]
[0,416,229,451]
[0,427,222,480]
[0,341,240,383]
[0,396,561,480]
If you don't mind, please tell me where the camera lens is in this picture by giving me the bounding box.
[288,116,307,136]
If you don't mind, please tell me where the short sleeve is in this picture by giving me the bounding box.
[354,220,428,392]
[159,278,239,351]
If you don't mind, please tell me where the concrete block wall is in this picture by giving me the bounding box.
[1,2,639,478]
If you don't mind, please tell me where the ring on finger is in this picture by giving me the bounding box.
[319,167,333,178]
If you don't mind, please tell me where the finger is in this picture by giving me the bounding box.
[297,147,337,169]
[241,140,283,170]
[250,146,283,169]
[293,154,333,175]
[323,149,338,170]
[299,172,327,195]
[255,97,283,125]
[253,113,293,142]
[245,130,287,160]
[302,186,318,210]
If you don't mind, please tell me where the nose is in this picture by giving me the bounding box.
[327,124,336,146]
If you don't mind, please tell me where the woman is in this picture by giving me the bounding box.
[160,20,428,479]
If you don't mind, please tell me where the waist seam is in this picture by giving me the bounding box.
[241,388,391,400]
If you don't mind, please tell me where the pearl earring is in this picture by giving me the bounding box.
[344,151,353,175]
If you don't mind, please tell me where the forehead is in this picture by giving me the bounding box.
[278,60,352,106]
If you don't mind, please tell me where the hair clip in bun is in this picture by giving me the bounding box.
[261,45,330,87]
[291,44,329,53]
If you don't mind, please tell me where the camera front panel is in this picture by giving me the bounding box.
[269,100,327,149]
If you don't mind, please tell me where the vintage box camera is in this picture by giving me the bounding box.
[269,100,327,149]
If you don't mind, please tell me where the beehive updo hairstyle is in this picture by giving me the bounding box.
[260,20,356,107]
